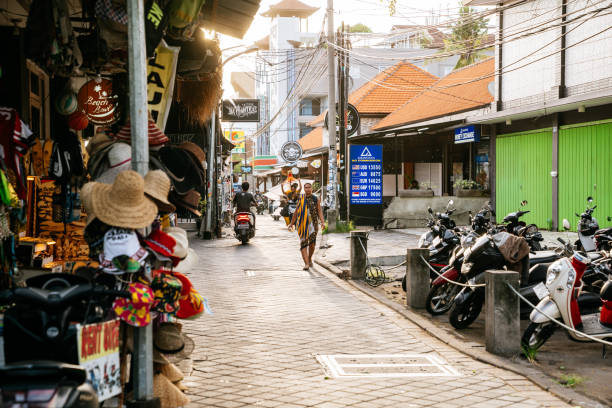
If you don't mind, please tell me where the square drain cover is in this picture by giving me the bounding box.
[316,354,459,378]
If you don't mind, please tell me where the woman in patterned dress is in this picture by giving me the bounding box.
[288,183,325,270]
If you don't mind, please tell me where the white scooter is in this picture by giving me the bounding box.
[522,219,612,351]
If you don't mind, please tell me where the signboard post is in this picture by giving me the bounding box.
[349,145,383,205]
[77,319,121,402]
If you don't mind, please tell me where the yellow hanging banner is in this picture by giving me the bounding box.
[147,40,180,131]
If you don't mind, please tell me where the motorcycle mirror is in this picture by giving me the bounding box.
[562,218,571,230]
[520,200,528,207]
[587,196,593,203]
[427,207,433,214]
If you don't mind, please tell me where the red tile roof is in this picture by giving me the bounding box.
[373,58,494,131]
[307,61,438,126]
[298,127,323,151]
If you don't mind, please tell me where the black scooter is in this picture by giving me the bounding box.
[0,273,128,407]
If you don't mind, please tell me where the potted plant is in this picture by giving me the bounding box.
[453,179,483,197]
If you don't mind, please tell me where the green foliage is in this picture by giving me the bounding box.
[557,374,584,388]
[522,345,538,363]
[322,220,355,234]
[383,0,397,16]
[453,179,480,190]
[349,23,373,33]
[442,4,490,70]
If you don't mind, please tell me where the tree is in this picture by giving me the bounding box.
[349,23,373,33]
[443,5,490,70]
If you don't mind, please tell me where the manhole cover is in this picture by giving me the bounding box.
[316,354,459,378]
[244,270,310,277]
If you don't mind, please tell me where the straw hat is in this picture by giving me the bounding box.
[153,373,190,407]
[160,363,184,383]
[153,348,170,365]
[96,143,133,185]
[81,182,99,226]
[154,322,185,354]
[144,170,175,213]
[90,170,158,229]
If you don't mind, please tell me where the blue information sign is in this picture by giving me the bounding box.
[350,145,383,205]
[454,125,481,144]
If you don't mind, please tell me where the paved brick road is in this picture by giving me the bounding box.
[181,216,569,407]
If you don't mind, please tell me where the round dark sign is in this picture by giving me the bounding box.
[280,141,303,163]
[324,103,360,136]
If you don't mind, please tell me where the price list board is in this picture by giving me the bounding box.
[349,145,383,205]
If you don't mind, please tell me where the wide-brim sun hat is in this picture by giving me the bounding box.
[165,227,188,259]
[177,142,206,174]
[155,322,186,354]
[81,182,99,226]
[90,170,158,229]
[158,146,203,194]
[153,373,190,407]
[96,142,133,185]
[115,118,169,146]
[173,248,198,274]
[86,128,115,156]
[144,170,176,213]
[169,190,202,217]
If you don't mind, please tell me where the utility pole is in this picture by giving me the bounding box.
[338,23,347,221]
[343,25,351,222]
[326,0,337,230]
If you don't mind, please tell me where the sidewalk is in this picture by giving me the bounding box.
[180,216,573,407]
[317,227,609,407]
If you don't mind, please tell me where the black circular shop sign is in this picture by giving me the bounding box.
[324,103,360,136]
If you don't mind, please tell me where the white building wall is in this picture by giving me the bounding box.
[501,0,561,107]
[565,0,612,95]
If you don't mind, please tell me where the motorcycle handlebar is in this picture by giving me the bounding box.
[0,285,130,307]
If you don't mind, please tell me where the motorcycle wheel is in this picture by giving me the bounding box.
[240,231,249,245]
[426,282,459,316]
[449,295,483,329]
[521,322,556,352]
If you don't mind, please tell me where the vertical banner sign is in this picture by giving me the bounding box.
[147,40,179,130]
[77,319,121,401]
[350,145,383,204]
[224,130,245,153]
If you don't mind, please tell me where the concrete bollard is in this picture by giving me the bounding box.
[485,270,520,356]
[405,248,430,309]
[327,209,337,233]
[350,231,368,280]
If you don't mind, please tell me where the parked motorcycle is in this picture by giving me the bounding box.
[522,235,612,351]
[575,197,599,251]
[0,272,128,407]
[234,211,255,244]
[502,200,545,251]
[417,200,457,249]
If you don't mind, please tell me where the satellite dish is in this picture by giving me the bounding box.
[487,81,495,98]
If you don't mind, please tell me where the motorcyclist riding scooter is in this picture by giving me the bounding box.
[233,182,257,244]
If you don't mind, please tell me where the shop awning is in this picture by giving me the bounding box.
[201,0,262,39]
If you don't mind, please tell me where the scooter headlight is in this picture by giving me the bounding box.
[546,263,562,286]
[567,270,576,288]
[417,236,426,248]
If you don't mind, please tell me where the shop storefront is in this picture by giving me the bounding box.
[0,0,259,405]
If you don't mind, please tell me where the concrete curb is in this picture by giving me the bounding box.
[313,256,605,408]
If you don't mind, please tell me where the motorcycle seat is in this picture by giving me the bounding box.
[0,361,86,384]
[529,251,558,265]
[595,227,612,236]
[587,252,603,261]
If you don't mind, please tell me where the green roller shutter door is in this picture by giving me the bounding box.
[559,121,612,231]
[496,129,552,229]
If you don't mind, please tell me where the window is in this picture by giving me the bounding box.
[299,98,320,116]
[299,123,312,138]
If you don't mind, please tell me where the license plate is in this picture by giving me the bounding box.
[533,282,549,300]
[237,224,249,229]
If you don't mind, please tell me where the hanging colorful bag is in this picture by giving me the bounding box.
[172,271,204,319]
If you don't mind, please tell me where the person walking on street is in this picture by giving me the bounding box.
[288,183,325,270]
[233,182,257,227]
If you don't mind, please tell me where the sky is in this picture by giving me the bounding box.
[219,0,466,96]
